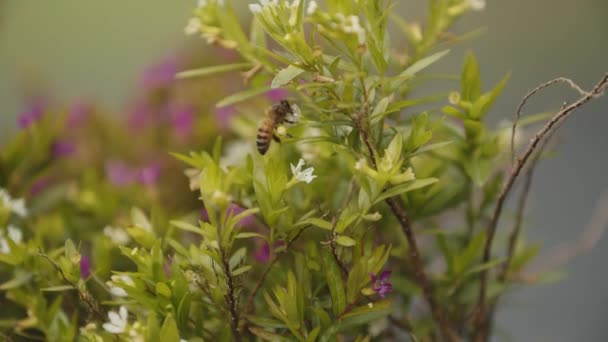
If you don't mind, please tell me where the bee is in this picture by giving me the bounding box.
[256,99,300,155]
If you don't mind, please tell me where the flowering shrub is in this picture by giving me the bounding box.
[2,1,607,341]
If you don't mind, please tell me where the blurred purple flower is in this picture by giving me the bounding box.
[266,88,288,103]
[137,163,161,186]
[105,161,136,186]
[30,177,52,196]
[253,241,271,263]
[370,270,393,298]
[214,106,235,130]
[253,240,285,264]
[140,58,178,90]
[171,105,195,139]
[227,204,254,227]
[18,100,46,129]
[51,139,75,157]
[127,101,155,131]
[66,100,92,128]
[80,255,91,279]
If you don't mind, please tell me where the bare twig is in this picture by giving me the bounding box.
[38,249,104,321]
[475,72,608,341]
[220,249,242,342]
[242,225,310,315]
[328,179,357,276]
[510,77,589,165]
[354,112,459,342]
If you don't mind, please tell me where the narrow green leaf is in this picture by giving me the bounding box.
[321,250,346,316]
[216,86,271,108]
[461,52,481,102]
[335,236,357,247]
[232,265,252,276]
[374,178,438,204]
[339,300,392,329]
[175,62,252,79]
[40,285,75,292]
[297,217,333,230]
[159,315,180,342]
[392,49,450,88]
[272,65,305,88]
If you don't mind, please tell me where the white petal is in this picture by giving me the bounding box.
[103,322,125,334]
[306,0,317,15]
[119,306,128,321]
[109,286,128,297]
[0,238,10,254]
[249,3,262,13]
[7,225,22,243]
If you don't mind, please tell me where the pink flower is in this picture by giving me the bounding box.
[51,139,75,158]
[266,88,288,103]
[18,99,47,129]
[66,100,92,128]
[171,105,195,139]
[80,255,91,279]
[253,240,285,264]
[137,163,161,186]
[214,106,235,131]
[370,270,393,298]
[105,161,136,186]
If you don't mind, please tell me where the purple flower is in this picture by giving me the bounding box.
[227,204,254,227]
[140,57,178,90]
[51,139,75,157]
[253,240,285,264]
[127,100,155,131]
[214,106,235,131]
[171,105,195,139]
[18,100,46,129]
[105,161,136,186]
[66,100,92,128]
[370,270,393,298]
[30,177,52,196]
[266,88,288,103]
[80,255,91,279]
[253,241,271,263]
[137,164,161,186]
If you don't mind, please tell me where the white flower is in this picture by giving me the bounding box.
[0,188,27,217]
[103,306,128,334]
[0,238,9,254]
[220,140,253,169]
[342,15,366,44]
[7,225,22,244]
[184,17,202,35]
[290,158,317,184]
[307,0,318,15]
[103,225,130,245]
[108,275,134,297]
[197,0,207,7]
[249,0,279,14]
[467,0,485,11]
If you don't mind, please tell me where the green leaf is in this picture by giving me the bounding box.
[335,236,357,247]
[454,230,486,274]
[232,265,252,276]
[366,35,388,74]
[0,272,32,290]
[306,326,321,342]
[40,285,75,292]
[170,220,202,236]
[216,86,271,108]
[175,62,252,79]
[339,300,392,329]
[469,73,511,119]
[321,250,346,316]
[370,96,391,126]
[374,178,438,204]
[461,52,481,102]
[271,65,305,88]
[410,141,454,157]
[466,258,506,276]
[159,315,180,342]
[297,217,333,230]
[392,49,450,89]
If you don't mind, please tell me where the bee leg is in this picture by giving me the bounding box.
[272,134,281,143]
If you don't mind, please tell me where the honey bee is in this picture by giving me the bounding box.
[256,99,300,155]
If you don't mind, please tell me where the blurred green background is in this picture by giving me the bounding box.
[1,1,607,340]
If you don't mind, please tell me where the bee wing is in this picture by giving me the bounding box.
[284,104,301,125]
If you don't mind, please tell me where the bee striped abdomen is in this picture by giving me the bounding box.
[256,118,273,155]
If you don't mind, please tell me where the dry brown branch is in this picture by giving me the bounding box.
[510,77,590,165]
[354,112,459,342]
[474,72,608,341]
[38,249,104,321]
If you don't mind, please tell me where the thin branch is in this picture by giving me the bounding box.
[510,77,589,165]
[475,72,608,341]
[38,249,104,321]
[328,178,357,276]
[242,225,310,315]
[354,112,459,342]
[220,249,242,342]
